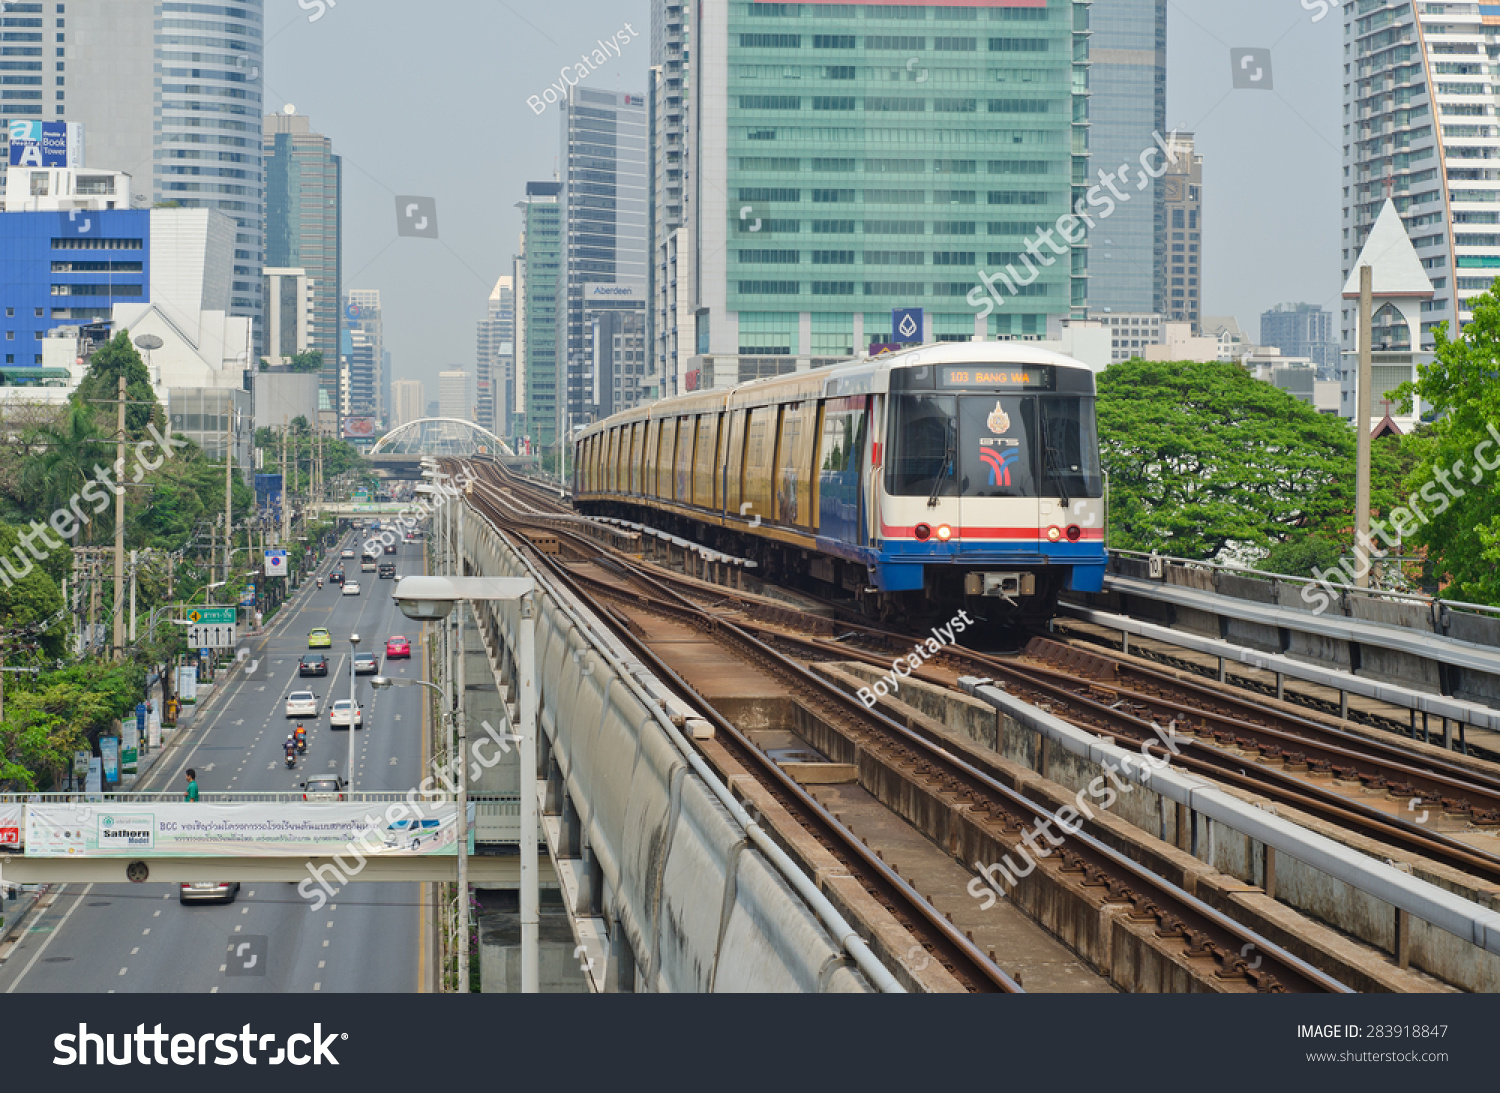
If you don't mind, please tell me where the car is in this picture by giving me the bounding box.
[179,881,240,905]
[329,698,364,730]
[353,650,379,675]
[298,654,328,677]
[343,580,361,597]
[360,554,377,572]
[285,690,318,718]
[308,628,332,648]
[384,543,397,555]
[385,635,411,659]
[341,548,355,559]
[378,562,396,580]
[329,569,345,586]
[301,776,347,802]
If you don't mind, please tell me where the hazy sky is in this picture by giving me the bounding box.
[263,0,1341,392]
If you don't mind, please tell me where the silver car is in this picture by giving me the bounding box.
[179,881,240,905]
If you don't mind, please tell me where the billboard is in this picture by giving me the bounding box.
[23,803,469,858]
[0,803,20,847]
[8,120,84,168]
[342,416,377,439]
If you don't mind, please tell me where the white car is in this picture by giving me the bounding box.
[342,580,361,596]
[329,698,364,730]
[285,691,318,718]
[341,548,355,559]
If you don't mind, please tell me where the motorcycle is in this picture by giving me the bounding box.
[285,752,297,769]
[317,578,323,589]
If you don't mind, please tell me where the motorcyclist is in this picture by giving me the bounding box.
[317,577,323,589]
[294,724,307,752]
[284,736,297,766]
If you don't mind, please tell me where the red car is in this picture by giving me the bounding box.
[385,635,411,659]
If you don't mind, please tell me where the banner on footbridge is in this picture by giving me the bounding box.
[23,803,468,858]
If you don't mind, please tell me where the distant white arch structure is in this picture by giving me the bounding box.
[370,417,514,457]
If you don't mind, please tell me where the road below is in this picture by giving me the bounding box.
[0,533,433,994]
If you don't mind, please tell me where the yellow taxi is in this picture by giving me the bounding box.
[308,627,332,649]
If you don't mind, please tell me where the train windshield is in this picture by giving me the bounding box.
[886,394,1101,500]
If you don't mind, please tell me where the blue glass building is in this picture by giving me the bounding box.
[0,209,150,372]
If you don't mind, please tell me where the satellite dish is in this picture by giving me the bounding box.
[134,335,164,351]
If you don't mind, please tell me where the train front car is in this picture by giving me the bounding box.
[870,349,1105,623]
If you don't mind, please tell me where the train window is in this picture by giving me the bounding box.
[1038,397,1104,500]
[886,394,957,498]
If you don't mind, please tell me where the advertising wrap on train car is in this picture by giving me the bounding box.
[939,365,1055,390]
[23,803,469,857]
[0,803,21,847]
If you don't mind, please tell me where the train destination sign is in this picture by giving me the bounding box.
[938,365,1055,390]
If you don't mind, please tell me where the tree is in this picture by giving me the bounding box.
[1393,287,1500,602]
[13,402,111,534]
[289,351,323,374]
[74,330,162,438]
[1097,359,1400,560]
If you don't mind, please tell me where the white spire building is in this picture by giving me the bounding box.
[1340,198,1434,431]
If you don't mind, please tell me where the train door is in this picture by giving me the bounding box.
[818,396,868,545]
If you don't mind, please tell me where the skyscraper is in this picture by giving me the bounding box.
[518,181,562,448]
[439,369,474,421]
[649,0,694,399]
[0,2,267,337]
[1159,131,1201,330]
[344,290,385,424]
[689,2,1091,386]
[476,275,515,435]
[1260,303,1336,377]
[264,112,342,403]
[558,87,648,427]
[391,379,425,430]
[1087,0,1166,317]
[1343,2,1500,356]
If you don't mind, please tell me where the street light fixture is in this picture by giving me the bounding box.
[389,573,538,993]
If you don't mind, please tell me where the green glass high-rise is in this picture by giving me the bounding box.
[691,0,1090,382]
[518,181,562,448]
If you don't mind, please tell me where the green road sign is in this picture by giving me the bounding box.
[186,607,235,626]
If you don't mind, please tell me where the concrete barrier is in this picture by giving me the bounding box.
[460,504,884,993]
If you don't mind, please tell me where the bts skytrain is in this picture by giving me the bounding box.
[573,342,1106,622]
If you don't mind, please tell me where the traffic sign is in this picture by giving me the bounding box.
[188,622,237,649]
[187,607,235,626]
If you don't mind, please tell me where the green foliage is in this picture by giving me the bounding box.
[1392,290,1500,603]
[288,351,323,374]
[1259,534,1349,581]
[1097,359,1401,560]
[0,663,145,790]
[0,523,68,657]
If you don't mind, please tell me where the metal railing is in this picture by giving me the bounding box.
[0,792,520,805]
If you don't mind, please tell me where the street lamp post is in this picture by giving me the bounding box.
[389,574,538,993]
[348,632,361,789]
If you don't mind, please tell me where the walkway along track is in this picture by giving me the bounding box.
[461,462,1348,994]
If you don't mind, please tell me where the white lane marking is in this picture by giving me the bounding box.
[313,982,321,991]
[142,928,150,936]
[153,910,161,916]
[241,907,248,915]
[234,925,242,933]
[118,968,127,977]
[131,947,139,955]
[322,940,329,948]
[318,961,325,969]
[211,987,219,994]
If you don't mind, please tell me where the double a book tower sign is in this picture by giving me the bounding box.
[186,607,236,650]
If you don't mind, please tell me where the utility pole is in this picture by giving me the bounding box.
[1355,264,1373,589]
[224,408,234,585]
[113,375,126,662]
[281,418,291,545]
[129,549,138,642]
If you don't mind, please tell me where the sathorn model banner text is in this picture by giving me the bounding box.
[23,803,468,858]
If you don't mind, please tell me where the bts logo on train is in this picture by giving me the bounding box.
[572,343,1106,628]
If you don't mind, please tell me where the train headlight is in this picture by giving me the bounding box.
[936,525,953,542]
[1066,525,1083,543]
[914,523,932,542]
[1046,526,1063,543]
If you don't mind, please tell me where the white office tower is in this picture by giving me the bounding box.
[650,0,693,399]
[1342,0,1500,417]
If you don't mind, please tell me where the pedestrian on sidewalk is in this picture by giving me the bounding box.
[184,769,199,802]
